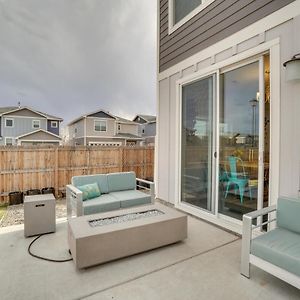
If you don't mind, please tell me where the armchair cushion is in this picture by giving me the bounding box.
[77,182,101,201]
[107,172,136,192]
[251,228,300,277]
[83,194,120,215]
[72,174,109,194]
[110,190,151,208]
[277,197,300,234]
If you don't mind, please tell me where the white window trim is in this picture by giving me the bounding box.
[168,0,216,34]
[5,137,14,146]
[51,121,58,128]
[5,118,14,128]
[32,120,41,129]
[94,120,107,132]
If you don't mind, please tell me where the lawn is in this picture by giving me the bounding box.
[0,205,7,220]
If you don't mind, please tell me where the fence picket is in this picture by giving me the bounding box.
[0,146,154,203]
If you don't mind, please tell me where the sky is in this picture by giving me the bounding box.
[0,0,157,125]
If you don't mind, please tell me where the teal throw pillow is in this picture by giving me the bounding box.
[77,182,101,201]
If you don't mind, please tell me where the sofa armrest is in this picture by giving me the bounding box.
[136,178,155,204]
[244,205,277,221]
[66,184,84,218]
[241,205,277,277]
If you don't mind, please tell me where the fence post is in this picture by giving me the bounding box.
[54,147,59,198]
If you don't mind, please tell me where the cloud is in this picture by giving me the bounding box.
[0,0,157,124]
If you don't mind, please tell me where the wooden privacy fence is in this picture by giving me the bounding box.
[0,146,154,203]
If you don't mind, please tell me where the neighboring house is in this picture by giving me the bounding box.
[0,106,63,146]
[133,115,156,146]
[68,109,143,146]
[157,0,300,234]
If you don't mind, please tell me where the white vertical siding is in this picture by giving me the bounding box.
[157,78,170,202]
[168,73,181,204]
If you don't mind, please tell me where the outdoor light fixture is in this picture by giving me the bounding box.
[283,53,300,81]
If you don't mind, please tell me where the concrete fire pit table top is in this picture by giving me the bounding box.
[68,203,188,269]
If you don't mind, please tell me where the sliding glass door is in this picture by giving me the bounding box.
[179,56,270,223]
[181,75,215,212]
[218,61,260,219]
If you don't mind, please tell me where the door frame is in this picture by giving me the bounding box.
[174,39,280,234]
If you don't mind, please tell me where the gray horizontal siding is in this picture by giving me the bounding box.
[2,116,47,138]
[18,131,61,141]
[143,123,156,137]
[47,120,60,136]
[159,0,295,72]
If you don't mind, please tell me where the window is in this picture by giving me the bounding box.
[173,0,202,24]
[142,129,145,134]
[94,120,107,132]
[51,121,58,128]
[74,128,77,134]
[118,124,121,131]
[5,137,13,146]
[170,0,215,32]
[5,118,14,127]
[32,120,40,129]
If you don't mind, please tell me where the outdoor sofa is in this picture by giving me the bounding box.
[241,197,300,289]
[66,171,154,218]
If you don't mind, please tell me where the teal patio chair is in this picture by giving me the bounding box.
[224,156,251,204]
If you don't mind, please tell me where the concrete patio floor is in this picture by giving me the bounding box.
[0,213,299,300]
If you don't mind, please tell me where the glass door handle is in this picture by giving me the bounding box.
[214,152,217,158]
[259,151,264,163]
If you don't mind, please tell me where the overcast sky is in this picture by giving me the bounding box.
[0,0,157,124]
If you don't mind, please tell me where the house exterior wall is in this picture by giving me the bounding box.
[0,108,62,146]
[5,108,44,118]
[118,123,139,136]
[47,120,60,136]
[86,118,115,137]
[143,123,156,137]
[17,131,61,146]
[70,119,85,139]
[0,115,47,145]
[159,0,295,72]
[68,117,143,146]
[18,131,61,141]
[157,0,300,216]
[73,137,85,146]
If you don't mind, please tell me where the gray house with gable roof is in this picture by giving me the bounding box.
[68,109,143,146]
[133,115,156,146]
[0,106,63,146]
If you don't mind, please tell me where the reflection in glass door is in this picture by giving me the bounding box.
[218,58,270,220]
[181,75,214,212]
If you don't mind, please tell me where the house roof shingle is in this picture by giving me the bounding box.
[134,115,156,123]
[69,109,139,125]
[0,106,63,121]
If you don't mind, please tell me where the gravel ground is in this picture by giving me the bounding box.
[0,198,67,227]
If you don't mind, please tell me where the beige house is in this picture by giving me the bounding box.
[68,109,143,146]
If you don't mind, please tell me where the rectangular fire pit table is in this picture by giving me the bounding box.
[68,203,187,269]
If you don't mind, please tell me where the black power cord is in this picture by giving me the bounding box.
[28,232,73,263]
